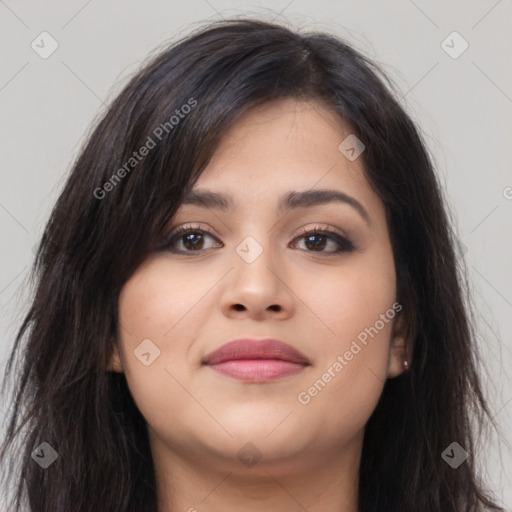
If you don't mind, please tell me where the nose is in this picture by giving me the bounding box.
[219,238,295,321]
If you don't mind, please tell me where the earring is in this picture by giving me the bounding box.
[402,359,409,370]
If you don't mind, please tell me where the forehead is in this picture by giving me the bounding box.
[196,98,367,184]
[177,98,382,222]
[210,97,355,158]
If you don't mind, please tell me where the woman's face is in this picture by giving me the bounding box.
[111,97,406,476]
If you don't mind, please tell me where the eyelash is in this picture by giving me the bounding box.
[159,224,356,256]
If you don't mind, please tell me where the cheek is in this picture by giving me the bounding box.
[295,250,396,424]
[308,247,396,353]
[116,261,207,427]
[118,257,218,353]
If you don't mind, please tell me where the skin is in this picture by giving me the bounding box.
[109,97,409,512]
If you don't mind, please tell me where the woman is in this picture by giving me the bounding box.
[0,18,505,512]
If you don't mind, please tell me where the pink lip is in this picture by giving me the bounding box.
[203,338,310,382]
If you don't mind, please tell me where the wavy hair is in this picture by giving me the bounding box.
[0,18,504,512]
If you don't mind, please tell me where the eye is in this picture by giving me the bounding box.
[159,225,356,255]
[160,225,221,253]
[291,227,355,255]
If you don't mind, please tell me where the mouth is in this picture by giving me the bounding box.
[202,338,311,382]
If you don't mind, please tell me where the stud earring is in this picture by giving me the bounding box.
[402,359,409,370]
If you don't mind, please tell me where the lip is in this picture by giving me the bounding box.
[203,338,311,382]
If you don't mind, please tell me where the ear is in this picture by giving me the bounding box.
[386,309,411,379]
[107,339,124,373]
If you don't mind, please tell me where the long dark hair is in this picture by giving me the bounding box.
[0,18,504,512]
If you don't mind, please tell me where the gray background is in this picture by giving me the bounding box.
[1,0,511,507]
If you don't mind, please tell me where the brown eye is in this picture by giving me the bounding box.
[161,226,222,253]
[181,231,206,251]
[159,225,355,256]
[292,228,355,255]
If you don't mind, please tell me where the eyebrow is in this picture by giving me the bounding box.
[181,188,371,225]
